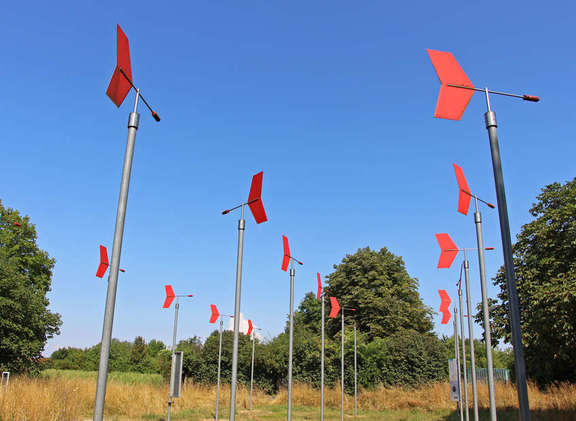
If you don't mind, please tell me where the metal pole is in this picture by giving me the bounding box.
[341,308,345,421]
[167,299,180,421]
[454,307,464,421]
[484,92,531,421]
[93,91,140,421]
[215,317,223,420]
[354,322,358,417]
[321,293,325,421]
[250,331,255,411]
[287,266,295,421]
[459,281,470,421]
[229,206,245,421]
[463,256,479,421]
[474,201,498,421]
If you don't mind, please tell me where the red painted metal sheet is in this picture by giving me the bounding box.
[248,171,268,224]
[96,245,109,278]
[435,233,459,269]
[281,235,290,271]
[438,289,452,324]
[106,25,133,107]
[163,285,175,308]
[329,296,341,318]
[210,304,220,323]
[453,163,472,215]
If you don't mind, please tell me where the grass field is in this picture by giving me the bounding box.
[0,370,574,420]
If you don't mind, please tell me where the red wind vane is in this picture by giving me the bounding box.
[163,285,175,309]
[281,235,291,271]
[438,289,452,324]
[453,163,472,215]
[435,233,459,269]
[247,319,254,336]
[209,304,219,323]
[329,297,341,318]
[427,49,474,121]
[106,25,133,107]
[96,245,124,277]
[96,245,109,278]
[317,272,322,299]
[248,172,268,224]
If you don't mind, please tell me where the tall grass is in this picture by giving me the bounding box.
[1,371,575,420]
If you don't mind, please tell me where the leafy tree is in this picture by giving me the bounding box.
[480,179,576,384]
[130,336,147,372]
[325,247,433,337]
[0,201,61,374]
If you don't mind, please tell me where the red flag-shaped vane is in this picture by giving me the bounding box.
[106,25,133,107]
[317,272,322,299]
[248,172,268,224]
[427,49,475,121]
[436,233,459,269]
[163,285,175,309]
[209,304,219,323]
[329,297,341,318]
[96,245,109,278]
[438,289,452,324]
[247,319,253,336]
[281,235,290,271]
[453,163,472,215]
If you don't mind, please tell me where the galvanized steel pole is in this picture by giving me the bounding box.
[341,308,345,421]
[353,322,358,416]
[484,90,530,420]
[215,317,223,420]
[320,293,325,421]
[167,299,180,421]
[459,281,470,421]
[463,256,479,421]
[229,206,245,421]
[250,331,255,411]
[454,306,464,421]
[287,266,295,421]
[473,201,497,421]
[93,91,140,421]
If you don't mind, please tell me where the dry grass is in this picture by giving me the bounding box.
[1,375,575,420]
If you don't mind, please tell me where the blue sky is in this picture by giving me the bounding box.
[1,2,573,356]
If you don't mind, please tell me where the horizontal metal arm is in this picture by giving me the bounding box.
[118,67,161,121]
[447,84,539,102]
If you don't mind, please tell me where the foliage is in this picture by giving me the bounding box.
[0,200,61,374]
[479,179,576,384]
[324,247,434,338]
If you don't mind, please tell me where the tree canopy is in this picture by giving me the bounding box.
[481,178,576,384]
[0,200,61,374]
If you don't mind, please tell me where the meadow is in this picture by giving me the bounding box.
[0,370,575,420]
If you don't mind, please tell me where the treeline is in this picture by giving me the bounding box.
[48,247,515,392]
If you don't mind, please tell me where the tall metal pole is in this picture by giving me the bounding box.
[320,293,325,421]
[458,280,470,421]
[454,306,464,421]
[353,322,358,417]
[215,317,223,420]
[93,91,140,421]
[287,265,295,421]
[229,205,245,421]
[463,255,479,421]
[484,89,530,421]
[250,330,255,411]
[473,199,497,421]
[341,308,345,421]
[230,204,246,421]
[167,299,180,421]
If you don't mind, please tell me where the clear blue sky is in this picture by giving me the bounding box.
[1,2,573,356]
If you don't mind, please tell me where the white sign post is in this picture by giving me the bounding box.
[449,358,460,402]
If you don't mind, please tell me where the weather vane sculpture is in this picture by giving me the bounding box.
[453,163,498,419]
[281,235,303,421]
[93,25,161,421]
[436,233,494,421]
[428,49,538,421]
[329,296,356,421]
[163,286,193,421]
[221,171,267,421]
[208,304,233,421]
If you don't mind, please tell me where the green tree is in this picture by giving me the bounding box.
[325,247,433,337]
[0,201,61,374]
[130,336,148,372]
[481,179,576,384]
